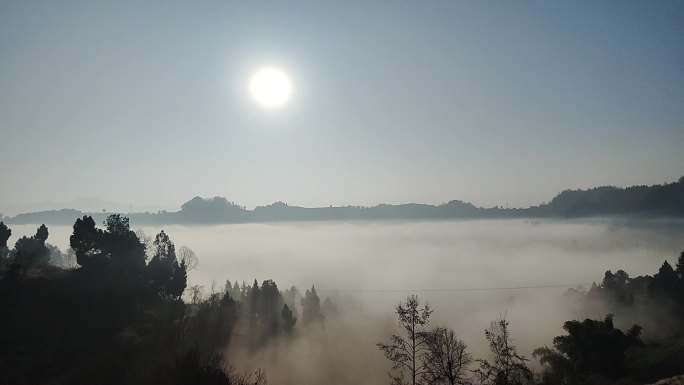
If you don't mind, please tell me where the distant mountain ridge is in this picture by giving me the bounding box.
[0,197,169,217]
[3,177,683,225]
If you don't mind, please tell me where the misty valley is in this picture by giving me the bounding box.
[2,2,683,383]
[2,215,684,385]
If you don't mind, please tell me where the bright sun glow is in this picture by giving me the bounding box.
[249,68,292,108]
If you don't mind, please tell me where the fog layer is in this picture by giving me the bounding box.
[9,218,683,384]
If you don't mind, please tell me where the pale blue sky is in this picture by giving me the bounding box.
[1,1,682,211]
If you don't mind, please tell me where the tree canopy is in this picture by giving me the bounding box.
[534,314,642,384]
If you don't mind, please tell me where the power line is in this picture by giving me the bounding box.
[316,283,593,293]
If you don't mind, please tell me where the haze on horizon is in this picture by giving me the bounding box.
[1,1,682,211]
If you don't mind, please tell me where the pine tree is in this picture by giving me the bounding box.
[301,285,324,326]
[146,230,183,299]
[650,260,678,296]
[676,250,684,279]
[281,304,297,333]
[0,221,11,259]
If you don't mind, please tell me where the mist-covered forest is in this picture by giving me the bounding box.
[1,214,683,385]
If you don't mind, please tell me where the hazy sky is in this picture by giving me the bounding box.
[1,1,682,211]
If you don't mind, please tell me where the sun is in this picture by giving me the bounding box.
[249,67,292,108]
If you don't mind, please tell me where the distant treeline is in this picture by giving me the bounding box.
[4,177,683,225]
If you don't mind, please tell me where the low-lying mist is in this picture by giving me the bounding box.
[9,218,684,384]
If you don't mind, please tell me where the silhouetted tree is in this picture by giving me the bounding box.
[533,314,642,383]
[257,279,284,339]
[423,326,472,385]
[281,303,297,334]
[169,259,187,299]
[301,284,324,326]
[377,294,433,385]
[69,214,152,281]
[676,250,684,279]
[104,214,129,234]
[476,316,532,385]
[649,260,678,297]
[35,224,48,243]
[100,214,146,280]
[247,279,260,324]
[11,225,51,275]
[147,230,187,299]
[0,221,10,259]
[69,215,103,268]
[601,269,633,304]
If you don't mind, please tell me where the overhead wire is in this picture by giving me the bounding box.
[316,282,593,293]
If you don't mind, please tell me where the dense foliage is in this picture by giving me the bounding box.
[0,216,273,385]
